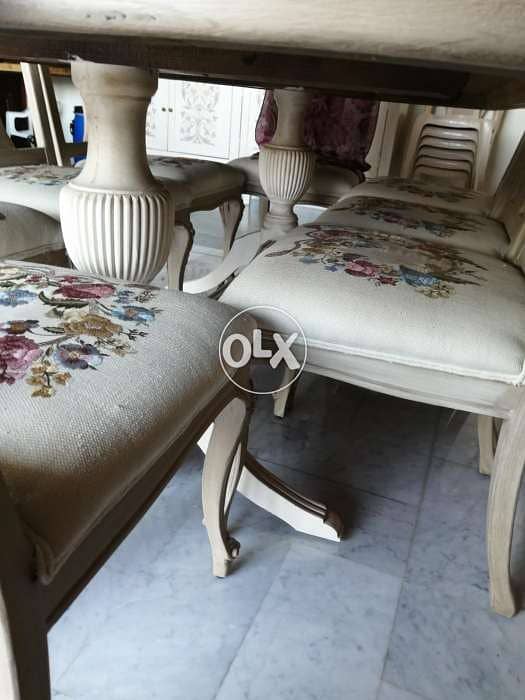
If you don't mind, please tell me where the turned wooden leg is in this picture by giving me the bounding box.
[59,61,174,283]
[273,366,300,418]
[487,399,525,617]
[478,415,499,476]
[167,212,195,290]
[219,196,245,257]
[202,395,251,577]
[259,88,315,237]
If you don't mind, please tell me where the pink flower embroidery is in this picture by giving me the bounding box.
[55,283,116,300]
[0,335,42,384]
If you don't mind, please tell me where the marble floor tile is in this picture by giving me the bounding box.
[216,545,402,700]
[384,577,525,700]
[378,681,428,700]
[252,458,418,578]
[433,409,479,467]
[407,458,490,589]
[249,414,431,507]
[50,450,291,700]
[347,392,439,457]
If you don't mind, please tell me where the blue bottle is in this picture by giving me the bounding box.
[69,106,85,163]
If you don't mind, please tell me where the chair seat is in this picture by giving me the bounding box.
[228,155,362,206]
[315,195,509,258]
[148,156,244,207]
[352,177,491,215]
[0,201,63,258]
[0,261,249,583]
[221,223,525,385]
[0,164,193,220]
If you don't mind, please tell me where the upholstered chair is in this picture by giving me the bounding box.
[0,259,255,699]
[220,132,525,618]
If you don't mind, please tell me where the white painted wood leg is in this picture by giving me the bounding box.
[478,415,498,476]
[59,61,174,283]
[219,196,245,257]
[183,230,263,296]
[239,453,343,540]
[273,366,300,418]
[167,213,195,290]
[487,398,525,617]
[259,88,316,237]
[202,396,250,577]
[198,428,343,542]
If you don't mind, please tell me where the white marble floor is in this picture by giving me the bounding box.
[50,204,525,699]
[49,366,525,700]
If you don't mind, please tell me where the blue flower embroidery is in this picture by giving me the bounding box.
[0,289,38,307]
[112,305,155,324]
[54,342,104,370]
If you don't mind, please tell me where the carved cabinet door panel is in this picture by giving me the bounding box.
[167,80,237,159]
[146,80,169,152]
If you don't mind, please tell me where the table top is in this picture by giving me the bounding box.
[2,0,525,108]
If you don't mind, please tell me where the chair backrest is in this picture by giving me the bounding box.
[490,129,525,262]
[20,62,87,166]
[0,118,48,167]
[255,90,379,175]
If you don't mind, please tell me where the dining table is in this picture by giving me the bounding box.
[1,0,525,544]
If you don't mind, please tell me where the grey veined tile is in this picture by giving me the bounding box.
[407,458,490,589]
[51,449,291,700]
[433,409,479,467]
[378,681,428,700]
[384,577,525,700]
[216,544,401,700]
[256,458,418,578]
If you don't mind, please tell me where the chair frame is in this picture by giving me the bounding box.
[0,367,252,700]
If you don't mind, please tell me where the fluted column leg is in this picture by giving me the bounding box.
[259,88,316,237]
[59,61,174,283]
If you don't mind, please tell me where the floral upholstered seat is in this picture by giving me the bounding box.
[0,164,193,220]
[314,195,508,258]
[0,261,251,583]
[0,201,63,259]
[148,156,244,207]
[351,176,492,215]
[221,223,525,384]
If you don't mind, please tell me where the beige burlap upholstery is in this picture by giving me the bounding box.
[221,223,525,384]
[0,164,193,220]
[315,195,508,258]
[0,202,63,259]
[0,261,250,583]
[149,156,244,205]
[351,177,492,215]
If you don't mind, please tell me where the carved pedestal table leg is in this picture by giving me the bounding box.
[259,88,316,236]
[60,61,174,283]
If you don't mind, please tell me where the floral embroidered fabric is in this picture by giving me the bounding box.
[267,225,487,298]
[0,165,79,187]
[0,264,160,396]
[255,91,379,173]
[329,196,483,238]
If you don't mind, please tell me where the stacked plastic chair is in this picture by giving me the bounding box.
[400,107,502,191]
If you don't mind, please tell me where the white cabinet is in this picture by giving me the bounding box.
[147,79,264,162]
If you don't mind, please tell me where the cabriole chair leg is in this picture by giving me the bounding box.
[202,395,251,577]
[219,196,245,257]
[487,400,525,617]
